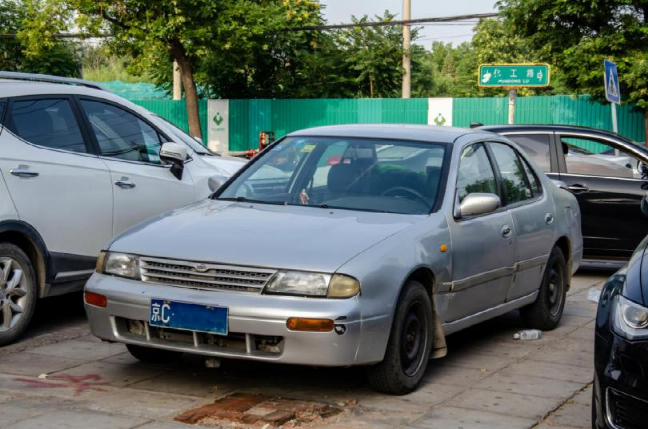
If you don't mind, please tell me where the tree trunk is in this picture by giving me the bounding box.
[169,39,202,140]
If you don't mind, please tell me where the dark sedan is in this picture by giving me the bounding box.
[592,194,648,429]
[482,125,648,265]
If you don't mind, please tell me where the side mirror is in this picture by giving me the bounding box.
[208,174,228,193]
[160,142,188,180]
[458,193,501,218]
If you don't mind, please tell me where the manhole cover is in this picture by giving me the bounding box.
[176,392,345,427]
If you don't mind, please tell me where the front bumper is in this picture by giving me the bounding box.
[84,273,381,367]
[594,332,648,429]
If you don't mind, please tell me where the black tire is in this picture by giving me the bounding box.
[367,280,434,395]
[520,246,567,331]
[126,344,182,363]
[0,243,38,347]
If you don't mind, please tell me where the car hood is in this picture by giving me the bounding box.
[109,200,425,273]
[200,155,247,176]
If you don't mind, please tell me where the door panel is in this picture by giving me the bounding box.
[446,143,515,322]
[447,211,516,321]
[488,142,556,300]
[76,98,197,235]
[104,160,196,235]
[0,131,112,256]
[556,134,648,259]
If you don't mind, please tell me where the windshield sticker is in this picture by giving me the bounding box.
[301,144,316,153]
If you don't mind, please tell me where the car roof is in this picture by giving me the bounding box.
[287,124,491,144]
[480,124,636,143]
[0,79,108,98]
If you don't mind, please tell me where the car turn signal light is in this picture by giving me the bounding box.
[286,317,334,332]
[85,291,107,308]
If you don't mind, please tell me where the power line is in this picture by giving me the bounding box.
[0,12,499,39]
[285,13,498,31]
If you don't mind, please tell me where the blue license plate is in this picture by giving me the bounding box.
[149,299,228,335]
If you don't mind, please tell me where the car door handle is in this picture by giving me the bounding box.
[501,225,512,238]
[568,184,589,193]
[114,178,136,189]
[10,168,39,178]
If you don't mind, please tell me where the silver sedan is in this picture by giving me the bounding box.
[85,125,583,394]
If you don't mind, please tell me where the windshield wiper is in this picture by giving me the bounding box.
[219,196,287,205]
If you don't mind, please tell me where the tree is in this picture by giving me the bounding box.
[0,0,80,76]
[499,0,648,139]
[336,12,406,98]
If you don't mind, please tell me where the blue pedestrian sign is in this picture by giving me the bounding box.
[604,60,620,103]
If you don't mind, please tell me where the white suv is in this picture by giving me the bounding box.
[0,72,245,345]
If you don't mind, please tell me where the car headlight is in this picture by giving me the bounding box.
[264,271,360,298]
[611,295,648,340]
[96,251,141,280]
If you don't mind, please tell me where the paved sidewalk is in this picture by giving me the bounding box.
[0,271,608,428]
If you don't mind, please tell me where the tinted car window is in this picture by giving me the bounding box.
[507,134,551,172]
[80,100,162,164]
[7,98,87,153]
[520,156,542,196]
[456,143,498,203]
[490,142,533,205]
[561,136,643,179]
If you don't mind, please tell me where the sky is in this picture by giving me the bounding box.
[320,0,498,47]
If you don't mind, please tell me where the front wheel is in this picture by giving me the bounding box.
[520,246,567,331]
[367,280,433,395]
[0,243,38,346]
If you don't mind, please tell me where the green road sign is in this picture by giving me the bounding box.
[478,64,550,87]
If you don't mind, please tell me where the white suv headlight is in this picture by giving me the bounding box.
[97,251,141,280]
[264,271,360,298]
[611,295,648,340]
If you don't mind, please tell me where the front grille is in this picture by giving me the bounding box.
[608,388,648,429]
[140,257,276,293]
[116,318,284,356]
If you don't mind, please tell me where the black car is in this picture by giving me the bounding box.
[592,194,648,429]
[482,125,648,265]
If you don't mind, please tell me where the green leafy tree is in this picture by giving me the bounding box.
[0,0,80,76]
[337,12,406,98]
[499,0,648,138]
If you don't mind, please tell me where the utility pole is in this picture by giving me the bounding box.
[172,60,182,101]
[401,0,411,99]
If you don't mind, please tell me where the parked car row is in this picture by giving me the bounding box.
[1,74,647,417]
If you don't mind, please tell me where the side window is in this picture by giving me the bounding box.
[80,99,163,164]
[506,134,551,172]
[520,156,542,196]
[560,135,643,179]
[7,98,87,153]
[456,143,498,203]
[0,100,6,123]
[490,143,534,205]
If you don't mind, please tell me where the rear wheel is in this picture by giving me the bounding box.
[126,344,182,363]
[367,280,433,395]
[520,246,567,331]
[0,243,37,346]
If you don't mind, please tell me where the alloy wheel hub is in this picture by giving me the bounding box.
[0,257,28,332]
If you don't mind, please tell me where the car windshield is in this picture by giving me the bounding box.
[154,115,216,155]
[217,137,447,215]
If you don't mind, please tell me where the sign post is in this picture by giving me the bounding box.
[478,64,550,125]
[604,60,621,134]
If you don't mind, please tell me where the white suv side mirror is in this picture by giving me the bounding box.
[160,142,188,180]
[160,142,188,164]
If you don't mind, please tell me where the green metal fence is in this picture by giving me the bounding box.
[133,96,646,151]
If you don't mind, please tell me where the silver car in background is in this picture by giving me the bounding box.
[85,125,582,394]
